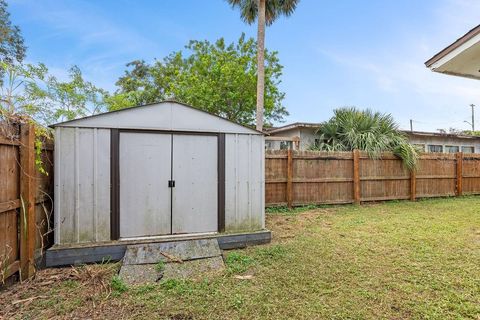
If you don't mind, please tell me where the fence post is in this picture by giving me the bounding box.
[19,122,36,280]
[410,169,416,201]
[286,149,293,208]
[456,152,463,196]
[353,149,361,204]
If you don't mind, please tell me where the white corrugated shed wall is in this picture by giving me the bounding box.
[54,127,111,244]
[224,133,265,232]
[55,129,264,244]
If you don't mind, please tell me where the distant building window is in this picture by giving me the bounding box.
[314,138,321,148]
[265,141,274,149]
[461,146,475,153]
[427,145,443,153]
[280,141,292,150]
[414,144,425,152]
[445,145,459,153]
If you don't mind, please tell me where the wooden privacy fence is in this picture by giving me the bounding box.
[265,149,480,207]
[0,122,53,283]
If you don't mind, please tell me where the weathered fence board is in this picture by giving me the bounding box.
[265,150,480,207]
[0,122,53,284]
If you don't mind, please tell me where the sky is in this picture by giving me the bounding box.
[8,0,480,131]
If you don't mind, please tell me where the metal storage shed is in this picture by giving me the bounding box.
[46,101,270,266]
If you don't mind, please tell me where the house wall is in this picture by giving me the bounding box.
[265,128,301,150]
[266,127,317,150]
[54,127,264,245]
[406,134,480,153]
[299,128,318,149]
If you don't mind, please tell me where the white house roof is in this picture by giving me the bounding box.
[51,101,263,135]
[402,130,480,140]
[425,25,480,80]
[266,122,321,134]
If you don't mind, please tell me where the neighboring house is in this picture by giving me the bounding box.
[405,131,480,153]
[264,122,321,150]
[266,122,480,153]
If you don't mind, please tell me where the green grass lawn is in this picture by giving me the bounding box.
[2,197,480,319]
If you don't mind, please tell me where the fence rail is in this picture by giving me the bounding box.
[0,122,53,283]
[265,149,480,207]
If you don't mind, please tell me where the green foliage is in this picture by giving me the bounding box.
[461,130,480,136]
[312,107,419,169]
[110,275,127,296]
[46,66,107,122]
[266,204,321,215]
[155,260,165,273]
[109,34,288,126]
[134,283,157,295]
[0,0,26,75]
[62,279,79,289]
[227,0,300,26]
[255,245,288,262]
[0,63,106,174]
[231,294,245,310]
[0,63,107,125]
[160,279,194,295]
[224,252,255,274]
[0,62,48,121]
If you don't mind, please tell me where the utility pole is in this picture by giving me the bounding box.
[410,119,413,132]
[470,104,475,132]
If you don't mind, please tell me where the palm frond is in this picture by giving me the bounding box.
[227,0,300,25]
[314,107,419,169]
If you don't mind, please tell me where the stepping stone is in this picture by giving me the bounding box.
[123,238,221,265]
[119,264,160,285]
[119,238,224,285]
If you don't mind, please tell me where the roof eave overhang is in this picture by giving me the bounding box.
[425,24,480,80]
[428,70,480,81]
[425,24,480,68]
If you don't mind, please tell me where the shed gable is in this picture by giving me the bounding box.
[52,101,261,135]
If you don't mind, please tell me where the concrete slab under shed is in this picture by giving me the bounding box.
[46,230,271,267]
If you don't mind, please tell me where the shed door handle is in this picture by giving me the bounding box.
[168,180,175,188]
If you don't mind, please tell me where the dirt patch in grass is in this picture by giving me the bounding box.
[266,206,336,242]
[1,197,480,319]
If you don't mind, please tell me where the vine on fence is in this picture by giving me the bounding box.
[0,117,54,283]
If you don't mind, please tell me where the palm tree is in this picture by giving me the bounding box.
[227,0,299,131]
[312,107,419,169]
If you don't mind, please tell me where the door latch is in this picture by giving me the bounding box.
[168,180,175,188]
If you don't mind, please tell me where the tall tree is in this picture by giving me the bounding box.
[227,0,299,131]
[110,34,288,126]
[46,66,107,121]
[0,0,26,70]
[0,63,107,125]
[313,107,419,169]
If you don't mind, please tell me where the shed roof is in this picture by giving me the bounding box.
[51,101,263,135]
